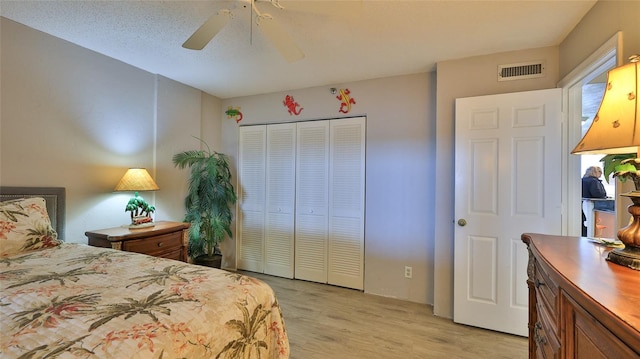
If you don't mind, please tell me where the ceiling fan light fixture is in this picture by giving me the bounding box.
[182,0,305,62]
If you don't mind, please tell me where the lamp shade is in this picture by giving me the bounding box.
[114,168,159,191]
[572,60,639,155]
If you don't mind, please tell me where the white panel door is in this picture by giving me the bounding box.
[237,125,266,272]
[295,121,330,283]
[453,89,562,336]
[264,123,296,278]
[328,117,366,290]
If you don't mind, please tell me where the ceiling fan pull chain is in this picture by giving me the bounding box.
[250,1,254,44]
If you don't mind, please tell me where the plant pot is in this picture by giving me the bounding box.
[194,254,222,269]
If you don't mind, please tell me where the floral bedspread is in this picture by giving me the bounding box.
[0,244,289,358]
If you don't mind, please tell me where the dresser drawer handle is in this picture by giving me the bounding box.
[157,242,163,247]
[533,321,547,345]
[535,278,545,288]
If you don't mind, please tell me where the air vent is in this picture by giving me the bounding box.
[498,61,546,81]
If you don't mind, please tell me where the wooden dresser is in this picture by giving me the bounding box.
[86,221,190,262]
[521,233,640,358]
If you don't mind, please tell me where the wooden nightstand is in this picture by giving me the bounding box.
[86,221,190,262]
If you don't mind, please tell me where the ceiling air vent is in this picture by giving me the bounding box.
[498,61,546,81]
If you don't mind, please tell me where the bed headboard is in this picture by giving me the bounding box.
[0,187,66,240]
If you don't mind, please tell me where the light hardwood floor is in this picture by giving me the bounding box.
[242,271,528,359]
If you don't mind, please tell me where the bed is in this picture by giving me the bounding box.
[0,187,289,358]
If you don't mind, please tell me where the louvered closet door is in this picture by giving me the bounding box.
[264,123,296,278]
[237,125,266,272]
[295,121,330,283]
[328,117,365,290]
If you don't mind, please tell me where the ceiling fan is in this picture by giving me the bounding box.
[182,0,304,63]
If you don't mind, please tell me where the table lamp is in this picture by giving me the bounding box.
[114,168,159,228]
[572,55,640,270]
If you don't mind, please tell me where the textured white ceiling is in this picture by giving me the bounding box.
[0,0,597,99]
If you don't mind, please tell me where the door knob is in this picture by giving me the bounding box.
[457,219,467,227]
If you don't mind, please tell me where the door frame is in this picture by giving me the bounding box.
[558,32,622,236]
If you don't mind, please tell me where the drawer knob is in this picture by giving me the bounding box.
[535,278,545,288]
[158,242,163,247]
[533,321,547,345]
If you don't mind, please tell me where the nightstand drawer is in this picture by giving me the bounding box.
[123,231,182,256]
[86,221,189,262]
[159,249,183,261]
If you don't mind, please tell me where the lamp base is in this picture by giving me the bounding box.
[609,192,640,271]
[606,246,640,270]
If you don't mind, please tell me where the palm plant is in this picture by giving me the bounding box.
[172,138,237,262]
[600,153,636,183]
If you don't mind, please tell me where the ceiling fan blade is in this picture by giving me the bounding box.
[182,11,232,50]
[257,15,304,62]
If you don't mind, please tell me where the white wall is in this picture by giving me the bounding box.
[0,18,218,242]
[222,73,436,304]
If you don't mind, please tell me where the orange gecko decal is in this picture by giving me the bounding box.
[337,88,356,113]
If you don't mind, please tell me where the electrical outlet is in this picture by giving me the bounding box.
[404,266,412,278]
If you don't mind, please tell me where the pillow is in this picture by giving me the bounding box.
[0,197,61,257]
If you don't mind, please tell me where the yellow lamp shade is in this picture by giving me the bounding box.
[114,168,159,192]
[572,60,639,155]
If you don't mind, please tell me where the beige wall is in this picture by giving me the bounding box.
[433,46,560,317]
[0,18,218,242]
[559,0,640,79]
[221,72,437,304]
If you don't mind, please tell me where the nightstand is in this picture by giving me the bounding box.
[86,221,190,262]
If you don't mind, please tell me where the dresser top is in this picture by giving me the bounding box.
[522,233,640,337]
[85,221,189,241]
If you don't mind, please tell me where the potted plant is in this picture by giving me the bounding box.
[600,153,636,184]
[172,138,237,268]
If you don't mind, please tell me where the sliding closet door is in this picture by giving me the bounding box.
[295,121,330,283]
[328,117,366,290]
[237,125,266,272]
[264,123,296,278]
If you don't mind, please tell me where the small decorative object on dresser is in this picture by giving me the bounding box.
[86,221,190,262]
[521,233,640,359]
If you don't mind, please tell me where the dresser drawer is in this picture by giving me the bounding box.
[535,301,560,359]
[535,260,558,330]
[122,231,182,256]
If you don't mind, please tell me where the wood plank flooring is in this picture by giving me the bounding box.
[242,271,528,359]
